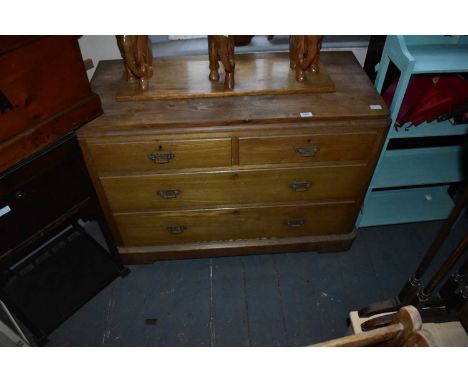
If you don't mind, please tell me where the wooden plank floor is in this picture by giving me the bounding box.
[47,218,468,346]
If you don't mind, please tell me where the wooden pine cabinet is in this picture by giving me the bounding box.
[78,52,390,263]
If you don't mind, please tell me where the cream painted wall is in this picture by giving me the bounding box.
[322,47,367,67]
[78,35,121,80]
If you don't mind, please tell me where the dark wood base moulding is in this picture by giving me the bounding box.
[118,230,356,264]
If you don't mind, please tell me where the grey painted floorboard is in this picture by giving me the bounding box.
[101,264,157,346]
[95,259,212,346]
[46,219,466,347]
[47,281,115,346]
[275,251,337,345]
[241,255,289,346]
[211,256,250,346]
[143,258,211,346]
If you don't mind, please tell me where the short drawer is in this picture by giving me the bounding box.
[114,202,357,246]
[238,132,377,165]
[100,164,368,211]
[87,138,232,173]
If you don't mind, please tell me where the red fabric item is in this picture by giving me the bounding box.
[382,74,468,127]
[406,75,468,126]
[382,76,433,126]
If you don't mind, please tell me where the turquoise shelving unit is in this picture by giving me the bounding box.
[358,36,468,227]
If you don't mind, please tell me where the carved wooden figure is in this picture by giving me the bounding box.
[208,35,235,90]
[116,35,153,91]
[289,35,323,82]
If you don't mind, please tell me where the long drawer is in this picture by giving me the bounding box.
[101,164,369,211]
[239,132,378,165]
[87,138,232,172]
[114,202,357,246]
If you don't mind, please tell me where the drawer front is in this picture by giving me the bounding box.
[239,132,377,165]
[114,202,357,245]
[87,138,232,173]
[101,165,368,211]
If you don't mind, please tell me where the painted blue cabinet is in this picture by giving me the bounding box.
[359,36,468,227]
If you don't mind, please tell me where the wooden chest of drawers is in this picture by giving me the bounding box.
[78,52,389,263]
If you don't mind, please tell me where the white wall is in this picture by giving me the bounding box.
[322,47,368,67]
[78,35,121,80]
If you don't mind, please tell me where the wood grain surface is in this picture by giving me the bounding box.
[113,202,356,246]
[239,131,378,165]
[76,51,390,262]
[0,36,91,143]
[87,137,232,172]
[116,53,335,101]
[100,164,368,212]
[117,230,356,263]
[0,36,102,172]
[77,52,389,138]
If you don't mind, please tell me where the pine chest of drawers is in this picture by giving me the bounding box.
[78,52,389,263]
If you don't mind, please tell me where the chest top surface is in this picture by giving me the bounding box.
[78,51,389,138]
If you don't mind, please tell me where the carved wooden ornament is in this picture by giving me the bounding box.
[116,35,154,91]
[289,35,323,82]
[208,35,236,90]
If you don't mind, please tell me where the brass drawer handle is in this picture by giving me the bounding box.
[294,146,320,157]
[166,225,187,234]
[289,181,311,192]
[148,152,175,164]
[157,188,182,199]
[284,218,305,228]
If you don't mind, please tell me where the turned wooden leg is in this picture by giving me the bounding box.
[293,37,306,81]
[310,61,319,73]
[147,62,154,77]
[224,72,234,90]
[295,66,305,81]
[209,64,220,81]
[126,67,136,83]
[139,76,149,91]
[289,36,296,69]
[309,38,322,73]
[219,41,235,90]
[208,36,220,82]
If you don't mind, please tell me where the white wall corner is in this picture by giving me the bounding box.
[78,35,122,80]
